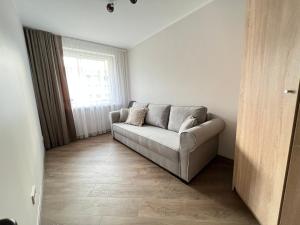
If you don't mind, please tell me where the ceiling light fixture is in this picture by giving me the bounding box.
[106,1,114,13]
[106,0,138,13]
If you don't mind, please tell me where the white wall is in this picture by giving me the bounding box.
[128,0,246,159]
[0,0,44,224]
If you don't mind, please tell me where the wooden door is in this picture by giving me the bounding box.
[233,0,300,225]
[280,99,300,225]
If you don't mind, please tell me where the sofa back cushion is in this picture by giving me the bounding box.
[119,108,129,122]
[168,106,207,132]
[145,104,171,129]
[132,101,148,108]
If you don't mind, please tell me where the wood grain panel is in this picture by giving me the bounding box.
[233,0,300,225]
[280,100,300,225]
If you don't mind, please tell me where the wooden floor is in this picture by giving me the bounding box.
[41,134,259,225]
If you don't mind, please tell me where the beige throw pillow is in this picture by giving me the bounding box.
[125,107,147,126]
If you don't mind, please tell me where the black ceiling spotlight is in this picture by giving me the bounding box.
[130,0,138,4]
[106,1,114,13]
[106,0,137,13]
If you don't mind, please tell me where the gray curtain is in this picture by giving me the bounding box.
[24,27,76,149]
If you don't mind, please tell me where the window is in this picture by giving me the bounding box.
[62,37,129,138]
[63,52,114,108]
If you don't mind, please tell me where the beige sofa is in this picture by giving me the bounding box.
[109,102,225,182]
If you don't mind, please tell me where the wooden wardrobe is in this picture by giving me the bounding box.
[233,0,300,225]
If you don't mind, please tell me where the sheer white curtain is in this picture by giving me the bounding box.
[62,37,129,139]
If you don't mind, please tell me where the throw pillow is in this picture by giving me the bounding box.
[179,116,198,133]
[125,107,147,126]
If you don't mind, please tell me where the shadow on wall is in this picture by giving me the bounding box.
[218,115,238,159]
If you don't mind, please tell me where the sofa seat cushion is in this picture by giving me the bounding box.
[113,123,180,161]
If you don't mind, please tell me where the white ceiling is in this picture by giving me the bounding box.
[14,0,214,49]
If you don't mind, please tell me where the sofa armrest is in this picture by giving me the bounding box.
[180,118,225,150]
[109,110,121,124]
[109,110,121,136]
[179,118,225,182]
